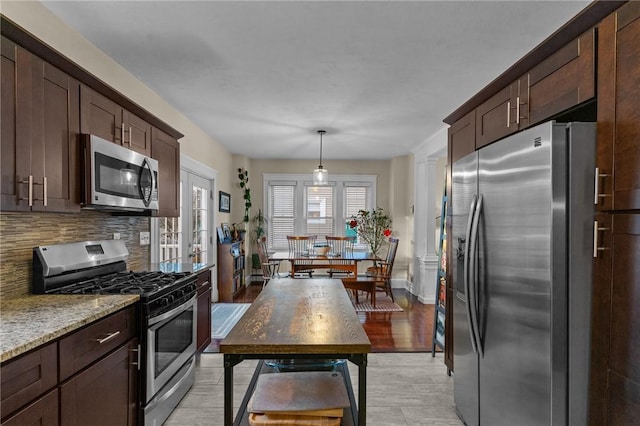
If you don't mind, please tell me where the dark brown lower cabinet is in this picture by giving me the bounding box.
[0,306,138,426]
[2,390,58,426]
[196,269,212,352]
[60,338,138,426]
[590,213,640,425]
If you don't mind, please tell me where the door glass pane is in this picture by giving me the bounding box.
[159,181,183,264]
[191,179,209,265]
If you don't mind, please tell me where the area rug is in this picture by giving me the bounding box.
[353,297,403,312]
[211,303,251,339]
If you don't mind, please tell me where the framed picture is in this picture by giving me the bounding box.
[221,223,231,242]
[219,191,231,213]
[216,227,225,244]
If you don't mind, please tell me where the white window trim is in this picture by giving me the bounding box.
[264,173,377,249]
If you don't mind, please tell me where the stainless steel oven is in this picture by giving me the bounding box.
[32,240,198,426]
[144,294,197,425]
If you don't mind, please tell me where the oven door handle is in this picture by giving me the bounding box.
[148,295,196,327]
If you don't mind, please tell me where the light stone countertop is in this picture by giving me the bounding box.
[0,294,139,363]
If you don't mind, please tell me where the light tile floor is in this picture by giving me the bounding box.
[165,352,463,426]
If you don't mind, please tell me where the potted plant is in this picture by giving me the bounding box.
[237,168,251,223]
[348,207,392,258]
[249,209,266,272]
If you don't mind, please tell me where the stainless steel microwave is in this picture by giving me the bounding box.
[81,134,159,213]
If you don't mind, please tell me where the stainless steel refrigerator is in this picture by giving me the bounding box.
[452,121,595,426]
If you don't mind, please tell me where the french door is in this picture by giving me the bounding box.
[154,171,213,266]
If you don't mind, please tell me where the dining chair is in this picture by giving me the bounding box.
[342,237,399,306]
[256,237,280,288]
[366,237,399,301]
[286,235,317,277]
[325,236,356,278]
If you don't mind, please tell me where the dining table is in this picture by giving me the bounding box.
[220,278,372,425]
[269,249,380,277]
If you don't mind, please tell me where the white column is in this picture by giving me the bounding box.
[411,127,447,303]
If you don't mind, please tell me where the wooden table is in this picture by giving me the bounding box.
[270,250,378,277]
[220,278,371,425]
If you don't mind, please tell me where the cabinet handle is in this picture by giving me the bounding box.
[33,177,47,207]
[121,123,125,146]
[131,344,141,370]
[506,101,511,128]
[594,167,612,205]
[128,126,132,147]
[516,96,527,124]
[19,175,33,206]
[96,330,120,344]
[593,220,610,258]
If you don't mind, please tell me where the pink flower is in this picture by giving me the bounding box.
[349,220,358,229]
[383,229,392,237]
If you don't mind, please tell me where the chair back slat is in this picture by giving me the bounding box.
[287,235,317,276]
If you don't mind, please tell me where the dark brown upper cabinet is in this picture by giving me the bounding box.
[596,2,640,212]
[527,29,595,127]
[475,77,528,149]
[80,85,151,156]
[151,127,180,217]
[1,36,80,213]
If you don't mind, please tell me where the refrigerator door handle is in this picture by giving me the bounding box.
[469,193,484,357]
[464,195,479,354]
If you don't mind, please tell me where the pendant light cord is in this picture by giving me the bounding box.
[318,130,325,168]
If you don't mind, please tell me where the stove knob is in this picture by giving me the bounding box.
[159,297,170,307]
[167,295,175,304]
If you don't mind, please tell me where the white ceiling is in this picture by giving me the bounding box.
[42,0,590,160]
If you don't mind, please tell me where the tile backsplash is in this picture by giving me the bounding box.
[0,211,150,299]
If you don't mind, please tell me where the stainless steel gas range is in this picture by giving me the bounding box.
[33,240,197,426]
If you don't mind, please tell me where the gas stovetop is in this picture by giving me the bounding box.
[55,271,192,297]
[32,240,199,316]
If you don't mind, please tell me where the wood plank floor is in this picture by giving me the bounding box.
[206,283,439,353]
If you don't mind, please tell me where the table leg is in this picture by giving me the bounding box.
[224,354,242,426]
[349,353,367,425]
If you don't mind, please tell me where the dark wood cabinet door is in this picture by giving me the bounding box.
[475,83,519,149]
[30,58,81,213]
[607,214,640,424]
[59,306,136,381]
[196,270,212,352]
[1,342,57,419]
[1,37,31,212]
[1,389,58,426]
[448,110,475,164]
[80,85,123,144]
[151,127,180,217]
[597,3,640,211]
[527,29,595,126]
[123,110,151,156]
[589,213,640,425]
[60,338,138,426]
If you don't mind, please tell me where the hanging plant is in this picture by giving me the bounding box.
[237,168,251,222]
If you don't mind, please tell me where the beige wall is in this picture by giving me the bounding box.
[241,157,413,282]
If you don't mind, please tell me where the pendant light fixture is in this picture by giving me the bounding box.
[313,130,328,185]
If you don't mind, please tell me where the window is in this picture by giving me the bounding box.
[268,182,296,249]
[265,174,376,249]
[305,185,334,236]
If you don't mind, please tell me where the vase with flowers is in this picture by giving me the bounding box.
[348,208,392,257]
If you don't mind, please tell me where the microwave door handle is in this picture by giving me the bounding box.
[464,195,478,354]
